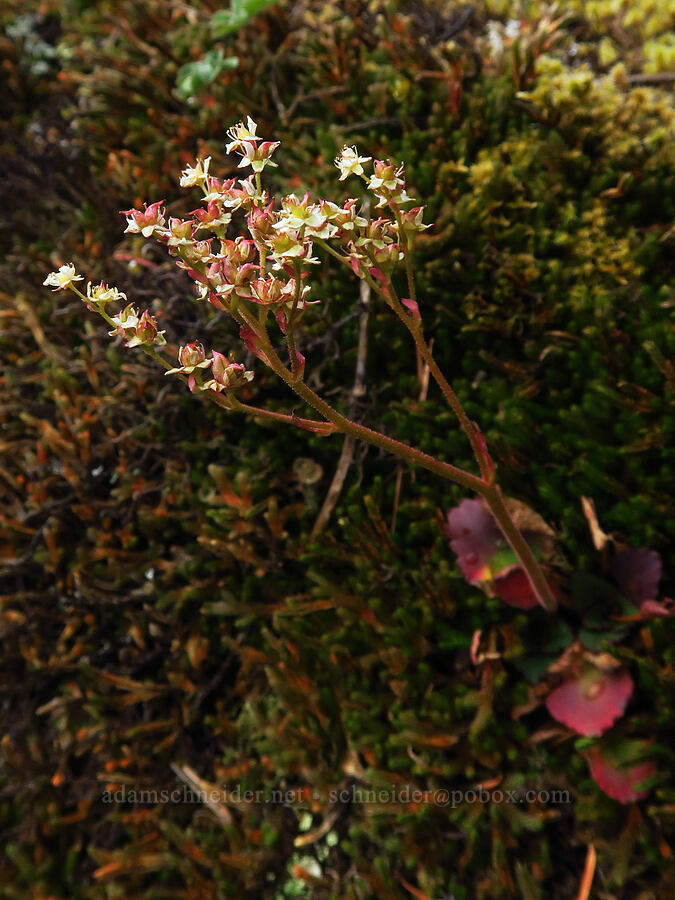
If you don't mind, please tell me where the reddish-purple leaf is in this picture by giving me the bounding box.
[290,414,334,435]
[545,666,633,736]
[587,747,657,803]
[401,297,420,320]
[208,291,228,311]
[493,567,539,610]
[445,498,503,584]
[612,548,662,605]
[275,308,287,334]
[368,266,388,285]
[239,326,268,363]
[186,266,209,285]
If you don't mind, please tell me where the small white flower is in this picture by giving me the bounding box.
[179,157,211,188]
[236,140,280,173]
[43,263,84,291]
[86,282,127,303]
[225,116,260,153]
[335,145,371,181]
[505,18,520,39]
[273,193,331,236]
[486,21,503,54]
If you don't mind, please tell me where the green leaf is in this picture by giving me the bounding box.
[211,0,278,38]
[176,49,239,101]
[510,616,574,683]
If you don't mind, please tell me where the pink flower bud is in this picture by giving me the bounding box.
[221,237,258,267]
[136,309,159,342]
[180,342,206,368]
[191,199,232,231]
[237,140,280,173]
[165,217,195,245]
[165,341,213,376]
[207,350,254,391]
[248,202,277,241]
[121,200,166,237]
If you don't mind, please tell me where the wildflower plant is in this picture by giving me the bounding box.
[45,118,558,611]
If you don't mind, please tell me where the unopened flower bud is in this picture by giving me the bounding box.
[237,140,280,173]
[166,341,213,376]
[124,309,166,348]
[121,200,166,237]
[398,206,430,244]
[368,160,412,208]
[180,342,206,368]
[248,203,277,241]
[205,350,254,391]
[165,217,195,246]
[221,237,257,267]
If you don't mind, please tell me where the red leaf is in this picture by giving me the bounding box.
[545,666,633,736]
[240,326,268,364]
[294,349,305,379]
[587,747,657,804]
[368,266,388,285]
[493,567,539,610]
[275,308,287,334]
[401,297,420,320]
[445,498,503,584]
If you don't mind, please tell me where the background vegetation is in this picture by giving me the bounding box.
[1,1,673,897]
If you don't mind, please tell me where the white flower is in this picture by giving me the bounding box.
[335,146,371,181]
[273,193,333,237]
[86,282,127,303]
[236,140,280,173]
[179,157,211,188]
[225,116,260,153]
[108,304,141,335]
[505,19,520,39]
[43,264,84,291]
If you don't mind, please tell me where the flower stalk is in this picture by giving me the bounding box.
[45,119,557,613]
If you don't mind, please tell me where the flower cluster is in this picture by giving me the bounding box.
[95,119,430,373]
[44,118,437,473]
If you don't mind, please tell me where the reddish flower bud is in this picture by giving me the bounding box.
[247,202,277,241]
[121,200,166,237]
[166,341,213,376]
[206,350,254,391]
[125,309,166,348]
